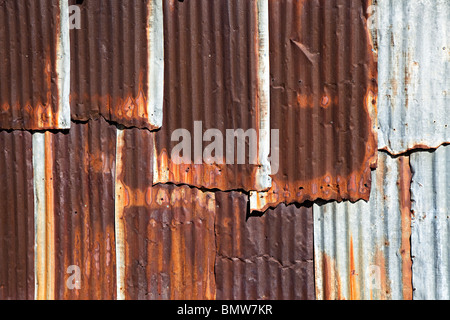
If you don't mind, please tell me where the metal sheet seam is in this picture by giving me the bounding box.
[57,0,71,129]
[147,0,164,129]
[33,133,55,300]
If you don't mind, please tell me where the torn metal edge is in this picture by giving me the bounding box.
[57,0,71,129]
[147,0,164,129]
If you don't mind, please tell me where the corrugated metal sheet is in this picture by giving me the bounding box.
[0,130,34,300]
[69,0,163,130]
[115,129,216,300]
[314,152,412,300]
[34,118,117,300]
[411,145,450,300]
[215,192,315,300]
[0,0,70,130]
[153,0,271,192]
[377,0,450,154]
[251,0,378,212]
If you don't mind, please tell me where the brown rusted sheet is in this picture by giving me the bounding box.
[69,0,159,130]
[48,118,117,300]
[252,0,378,211]
[153,0,267,192]
[116,128,216,300]
[0,0,68,130]
[0,130,34,300]
[215,191,315,300]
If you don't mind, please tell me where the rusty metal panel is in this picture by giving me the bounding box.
[115,128,216,300]
[0,0,70,130]
[0,130,34,300]
[250,0,378,212]
[377,0,450,155]
[411,145,450,300]
[153,0,271,192]
[69,0,164,130]
[34,118,117,300]
[215,192,315,300]
[314,152,412,300]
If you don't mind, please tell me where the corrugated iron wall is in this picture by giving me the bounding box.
[0,0,449,300]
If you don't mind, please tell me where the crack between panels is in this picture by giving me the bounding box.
[216,253,313,271]
[379,142,450,159]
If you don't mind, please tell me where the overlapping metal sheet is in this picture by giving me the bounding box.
[0,0,70,130]
[0,130,34,300]
[153,0,271,192]
[115,129,216,300]
[69,0,163,130]
[411,145,450,300]
[314,152,412,300]
[251,0,378,212]
[215,192,315,300]
[377,0,450,154]
[34,118,117,300]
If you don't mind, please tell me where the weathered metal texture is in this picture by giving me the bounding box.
[411,145,450,300]
[0,0,70,130]
[215,192,315,300]
[377,0,450,155]
[34,118,117,300]
[250,0,378,212]
[153,0,271,192]
[314,152,412,300]
[69,0,164,130]
[116,129,216,300]
[0,130,34,300]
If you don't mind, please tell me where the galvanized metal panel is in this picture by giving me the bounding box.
[0,0,70,130]
[215,192,315,300]
[0,130,34,300]
[314,152,412,300]
[69,0,163,130]
[34,119,117,300]
[251,0,378,212]
[411,145,450,300]
[116,129,216,300]
[153,0,271,192]
[377,0,450,154]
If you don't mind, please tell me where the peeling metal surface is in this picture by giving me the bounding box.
[0,0,70,130]
[411,145,450,300]
[0,130,34,300]
[215,192,315,300]
[314,152,412,300]
[69,0,163,130]
[377,0,450,154]
[34,119,117,300]
[251,0,378,212]
[116,128,216,300]
[153,0,271,192]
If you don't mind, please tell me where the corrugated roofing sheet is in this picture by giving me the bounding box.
[153,0,271,192]
[377,0,450,154]
[0,0,70,130]
[34,119,117,300]
[69,0,163,130]
[411,145,450,300]
[0,130,34,300]
[215,192,315,300]
[251,0,378,212]
[314,152,412,300]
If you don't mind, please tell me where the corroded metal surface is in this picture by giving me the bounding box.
[0,130,34,300]
[251,0,378,212]
[0,0,70,130]
[215,192,315,300]
[153,0,271,192]
[69,0,163,130]
[314,152,412,300]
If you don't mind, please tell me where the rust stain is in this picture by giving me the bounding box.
[320,253,345,300]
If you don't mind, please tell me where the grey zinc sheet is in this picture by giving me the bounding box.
[377,0,450,154]
[411,145,450,300]
[314,152,412,300]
